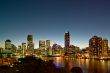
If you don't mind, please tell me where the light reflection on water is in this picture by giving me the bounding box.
[42,57,110,73]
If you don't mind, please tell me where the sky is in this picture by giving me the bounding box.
[0,0,110,49]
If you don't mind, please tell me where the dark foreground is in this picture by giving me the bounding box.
[0,56,83,73]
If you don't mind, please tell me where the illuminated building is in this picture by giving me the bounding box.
[64,31,70,52]
[39,40,45,49]
[46,40,51,55]
[46,40,50,48]
[5,39,12,50]
[89,36,102,57]
[27,34,34,50]
[22,43,26,58]
[108,47,110,56]
[69,45,80,52]
[102,39,108,57]
[5,40,15,53]
[81,47,90,59]
[39,40,45,55]
[89,36,108,58]
[52,44,57,55]
[52,44,61,55]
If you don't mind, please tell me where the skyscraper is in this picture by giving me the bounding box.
[64,31,70,52]
[39,40,45,50]
[22,43,26,58]
[46,40,50,48]
[89,36,102,57]
[27,34,34,50]
[89,36,108,58]
[102,39,108,57]
[46,40,51,55]
[39,40,45,55]
[5,39,12,50]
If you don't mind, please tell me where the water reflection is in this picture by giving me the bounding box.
[43,57,110,73]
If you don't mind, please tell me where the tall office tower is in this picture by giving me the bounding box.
[5,39,12,50]
[64,31,70,52]
[46,40,51,55]
[89,36,102,57]
[102,39,108,57]
[46,40,50,48]
[39,40,45,55]
[22,43,26,58]
[89,36,108,57]
[39,40,45,49]
[27,34,34,50]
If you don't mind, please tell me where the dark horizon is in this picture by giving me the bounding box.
[0,0,110,48]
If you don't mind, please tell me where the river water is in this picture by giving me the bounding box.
[42,57,110,73]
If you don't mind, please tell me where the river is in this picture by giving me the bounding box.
[42,57,110,73]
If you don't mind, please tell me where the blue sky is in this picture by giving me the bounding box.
[0,0,110,48]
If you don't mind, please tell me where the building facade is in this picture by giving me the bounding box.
[5,40,12,50]
[89,36,108,58]
[22,43,26,57]
[64,31,70,52]
[102,39,108,57]
[46,40,51,55]
[39,40,45,55]
[27,35,34,50]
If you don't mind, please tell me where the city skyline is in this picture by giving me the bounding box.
[0,0,110,48]
[0,33,109,49]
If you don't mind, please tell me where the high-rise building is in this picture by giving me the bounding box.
[52,44,57,55]
[102,39,108,57]
[39,40,45,49]
[46,40,50,48]
[89,36,108,58]
[64,31,70,52]
[89,36,102,57]
[46,40,51,55]
[27,34,34,50]
[52,44,62,55]
[108,47,110,56]
[39,40,45,55]
[5,39,12,50]
[22,43,26,58]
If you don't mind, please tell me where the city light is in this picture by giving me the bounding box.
[0,0,110,73]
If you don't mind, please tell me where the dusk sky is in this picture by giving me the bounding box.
[0,0,110,48]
